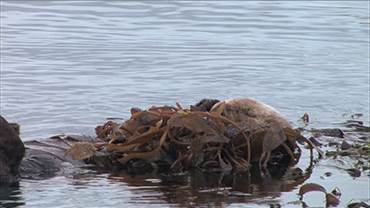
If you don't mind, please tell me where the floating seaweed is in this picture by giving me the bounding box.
[67,102,321,173]
[299,183,341,207]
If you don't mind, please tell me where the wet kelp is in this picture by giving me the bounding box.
[66,102,321,173]
[299,183,341,207]
[294,114,370,208]
[298,115,370,178]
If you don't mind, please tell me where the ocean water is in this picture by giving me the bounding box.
[1,1,369,207]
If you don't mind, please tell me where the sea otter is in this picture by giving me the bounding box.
[0,115,109,185]
[0,115,25,185]
[195,97,291,136]
[0,98,292,185]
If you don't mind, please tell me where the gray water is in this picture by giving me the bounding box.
[1,1,369,207]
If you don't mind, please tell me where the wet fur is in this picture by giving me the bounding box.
[212,97,291,131]
[195,99,220,111]
[0,116,25,184]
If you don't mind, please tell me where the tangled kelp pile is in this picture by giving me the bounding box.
[66,101,320,173]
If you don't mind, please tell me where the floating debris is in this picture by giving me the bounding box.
[351,114,363,120]
[341,141,352,150]
[301,113,309,125]
[347,201,370,208]
[345,168,361,177]
[299,183,340,206]
[312,128,345,138]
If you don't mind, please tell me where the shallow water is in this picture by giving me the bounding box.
[1,1,369,207]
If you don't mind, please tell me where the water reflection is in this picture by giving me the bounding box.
[2,162,312,207]
[106,163,313,207]
[0,185,25,208]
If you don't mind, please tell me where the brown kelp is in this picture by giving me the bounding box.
[66,102,321,172]
[299,183,341,207]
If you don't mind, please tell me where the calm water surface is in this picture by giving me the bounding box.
[1,1,369,207]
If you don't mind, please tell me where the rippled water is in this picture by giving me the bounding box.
[1,1,369,207]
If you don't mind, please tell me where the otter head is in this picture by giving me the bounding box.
[193,99,220,112]
[0,115,25,185]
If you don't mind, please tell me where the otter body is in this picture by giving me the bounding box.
[19,136,100,180]
[220,97,291,130]
[196,97,291,133]
[0,116,25,184]
[0,115,106,185]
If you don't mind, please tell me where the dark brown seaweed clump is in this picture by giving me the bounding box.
[66,101,321,173]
